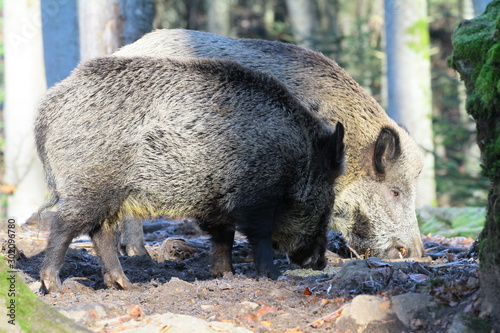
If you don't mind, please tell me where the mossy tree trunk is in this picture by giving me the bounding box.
[449,0,500,328]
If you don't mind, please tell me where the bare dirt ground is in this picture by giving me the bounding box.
[1,218,486,332]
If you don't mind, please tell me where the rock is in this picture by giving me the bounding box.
[338,295,394,323]
[448,314,491,333]
[93,311,252,333]
[330,260,388,292]
[336,295,405,332]
[391,293,438,328]
[335,293,446,332]
[165,277,196,292]
[57,302,138,326]
[240,301,259,311]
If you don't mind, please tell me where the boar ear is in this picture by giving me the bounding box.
[373,127,401,175]
[333,122,345,168]
[318,122,345,175]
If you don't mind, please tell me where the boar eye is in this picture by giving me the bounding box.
[391,190,400,197]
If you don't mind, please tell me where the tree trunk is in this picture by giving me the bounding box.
[285,0,318,49]
[77,0,123,61]
[449,0,500,329]
[458,0,482,177]
[206,0,231,36]
[41,0,80,88]
[384,0,436,208]
[3,0,48,223]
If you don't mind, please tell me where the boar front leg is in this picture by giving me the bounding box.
[232,205,281,280]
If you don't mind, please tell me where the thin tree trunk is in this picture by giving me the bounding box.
[206,0,231,36]
[4,0,47,223]
[285,0,318,49]
[459,0,482,176]
[384,0,436,208]
[78,0,123,61]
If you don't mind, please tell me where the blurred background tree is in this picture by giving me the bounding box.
[0,0,492,237]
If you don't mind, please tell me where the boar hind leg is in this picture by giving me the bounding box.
[90,221,132,290]
[118,217,149,257]
[232,205,280,280]
[40,212,85,293]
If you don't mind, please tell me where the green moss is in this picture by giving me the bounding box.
[0,255,90,332]
[449,2,500,80]
[449,3,500,296]
[406,18,431,60]
[475,44,500,114]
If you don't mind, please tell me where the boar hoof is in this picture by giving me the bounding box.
[103,272,133,290]
[40,271,62,294]
[257,267,281,280]
[211,260,234,278]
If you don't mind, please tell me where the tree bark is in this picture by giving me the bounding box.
[4,0,48,223]
[449,0,500,329]
[384,0,437,208]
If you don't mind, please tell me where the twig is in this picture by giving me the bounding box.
[308,304,347,328]
[346,244,362,259]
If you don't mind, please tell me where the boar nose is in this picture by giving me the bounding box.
[386,236,424,259]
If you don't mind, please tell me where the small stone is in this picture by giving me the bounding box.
[200,304,215,311]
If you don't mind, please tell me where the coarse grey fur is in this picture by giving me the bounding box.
[35,56,345,292]
[114,29,425,259]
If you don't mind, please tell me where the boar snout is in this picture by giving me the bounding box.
[384,236,424,259]
[289,247,327,270]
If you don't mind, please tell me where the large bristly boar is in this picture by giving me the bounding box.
[113,29,425,259]
[35,56,345,292]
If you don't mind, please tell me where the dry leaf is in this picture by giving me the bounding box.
[303,287,313,296]
[257,306,275,317]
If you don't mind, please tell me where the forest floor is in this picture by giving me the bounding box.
[1,217,489,332]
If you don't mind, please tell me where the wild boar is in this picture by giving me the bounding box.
[113,29,425,259]
[35,56,345,292]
